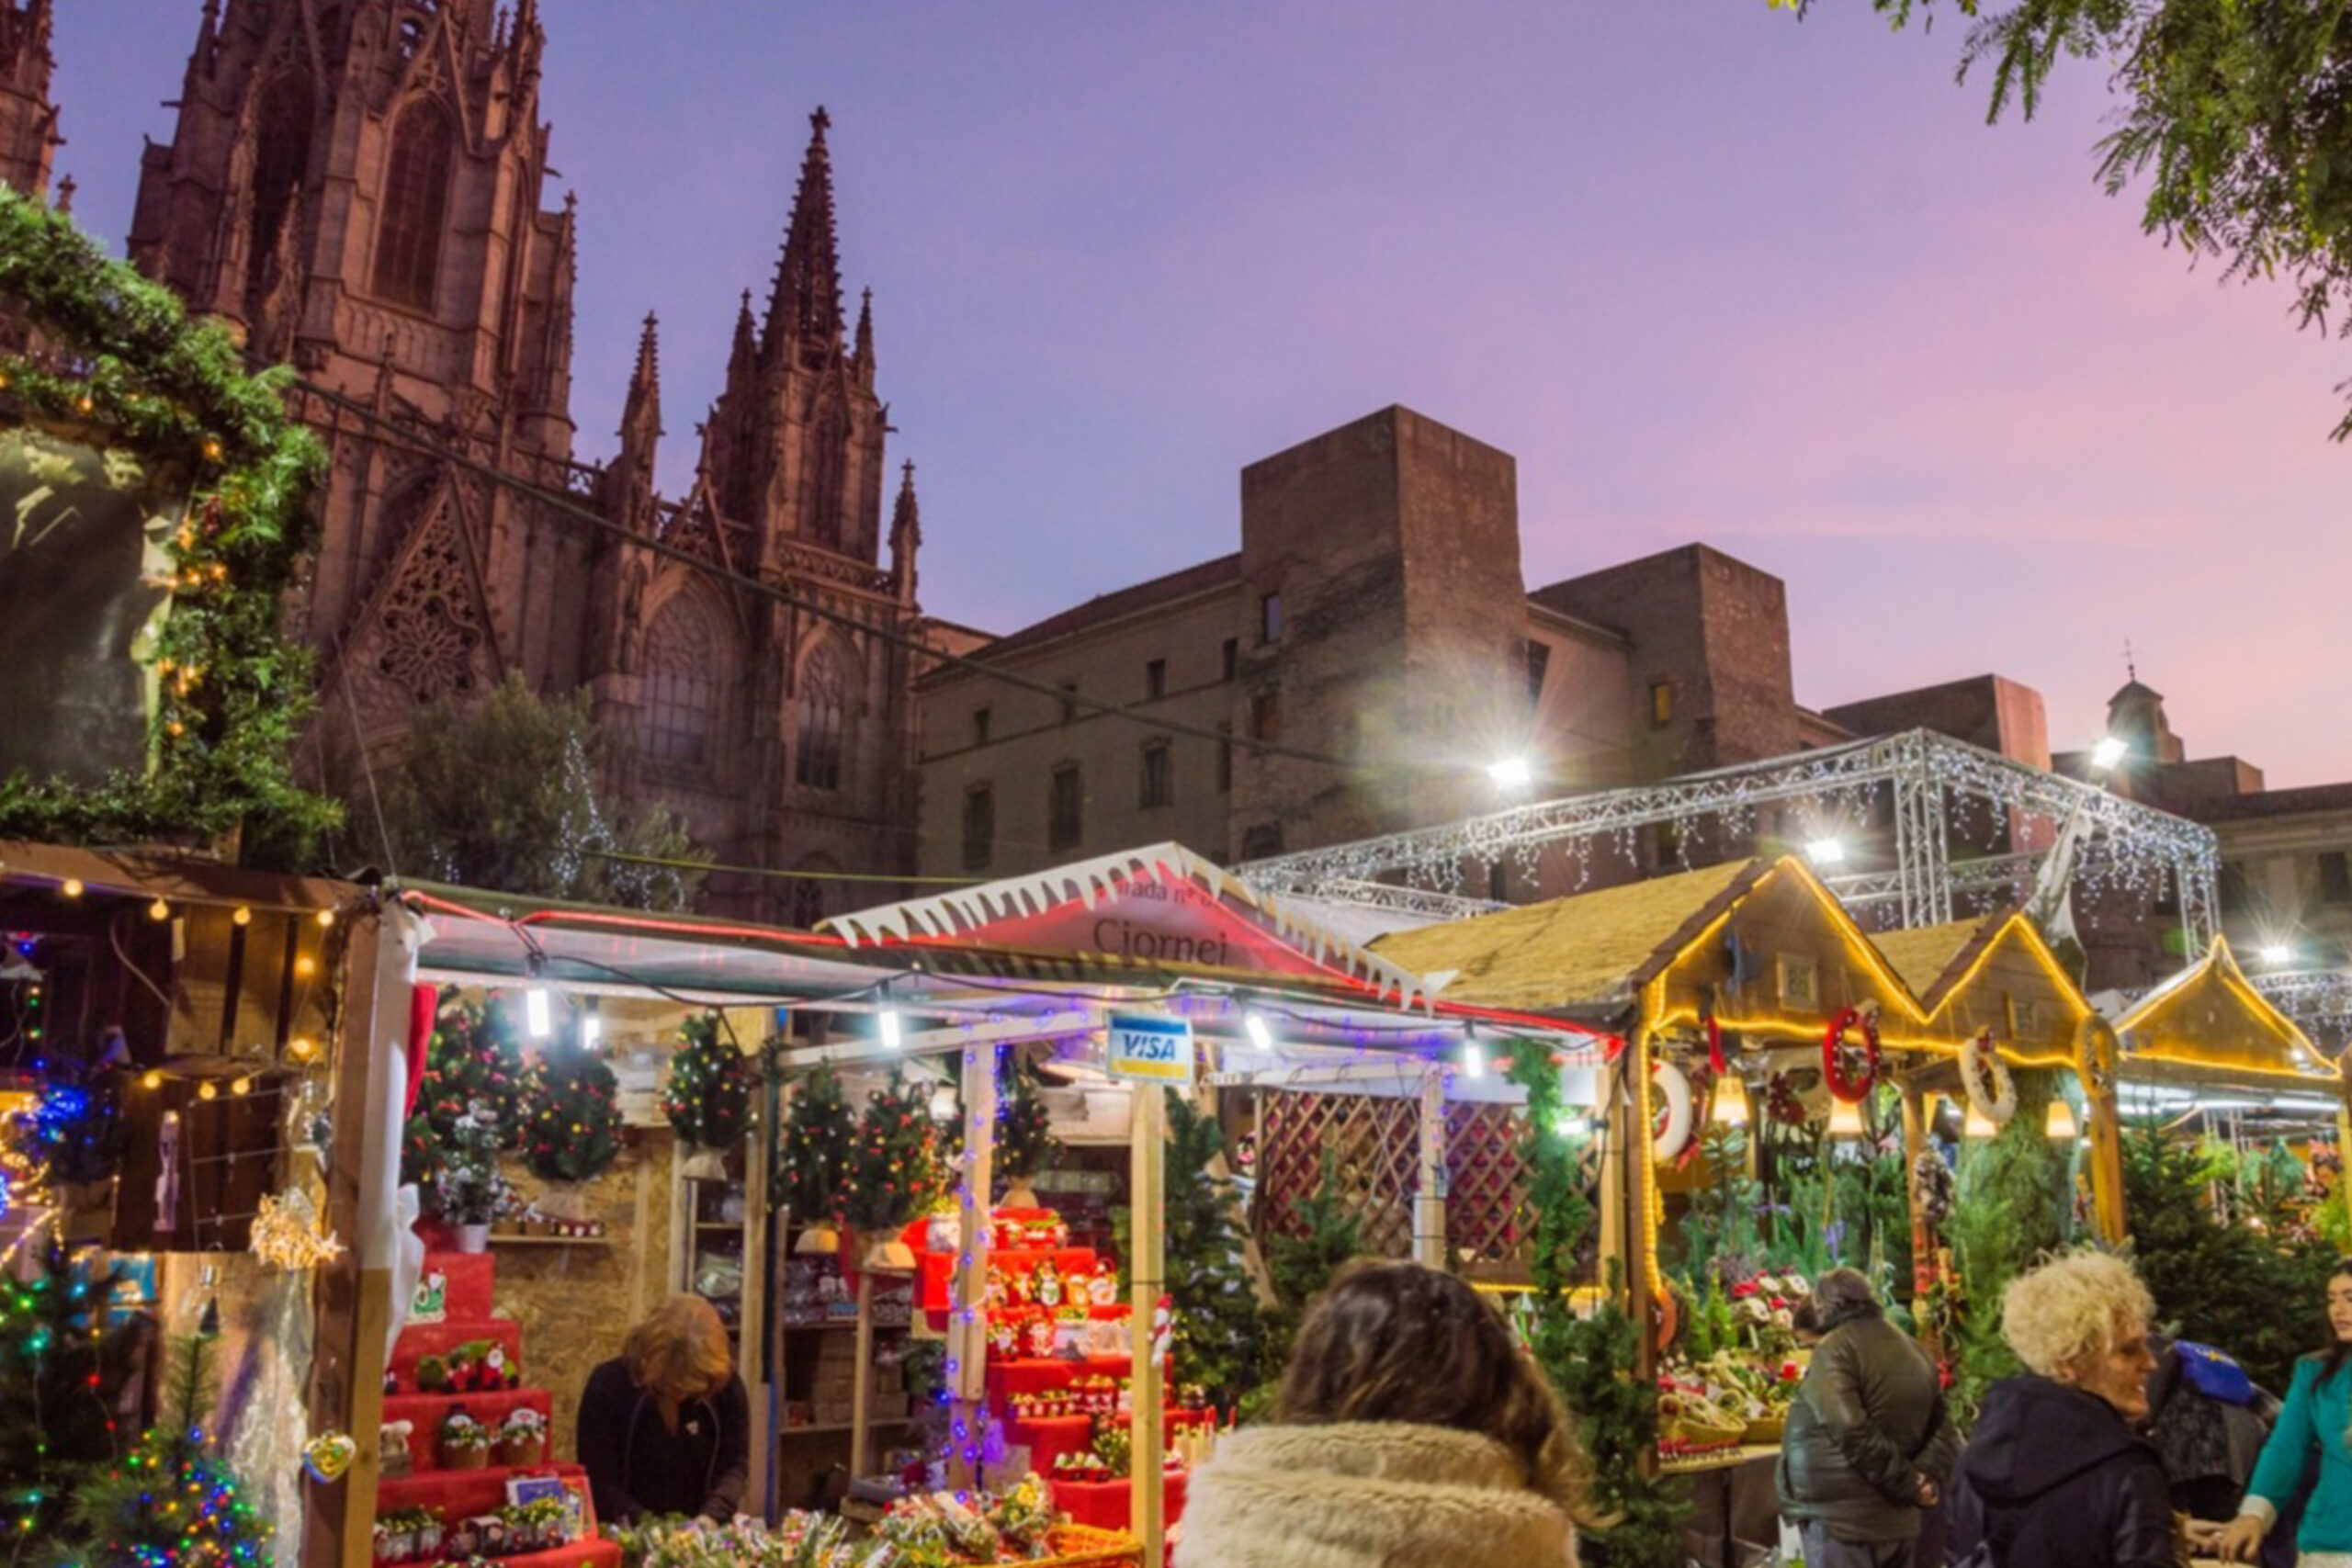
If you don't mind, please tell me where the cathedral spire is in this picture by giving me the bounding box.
[610,310,662,524]
[726,288,757,388]
[624,310,661,432]
[854,286,875,383]
[889,458,921,606]
[762,106,842,365]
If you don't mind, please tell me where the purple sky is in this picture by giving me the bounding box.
[53,3,2352,785]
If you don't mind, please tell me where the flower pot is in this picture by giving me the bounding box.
[454,1223,490,1254]
[440,1440,490,1472]
[494,1435,546,1468]
[794,1223,842,1256]
[1001,1179,1040,1210]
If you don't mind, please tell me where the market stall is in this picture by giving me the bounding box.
[0,840,416,1568]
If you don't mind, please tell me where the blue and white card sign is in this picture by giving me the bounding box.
[1106,1014,1195,1086]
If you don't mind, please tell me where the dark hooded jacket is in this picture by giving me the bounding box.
[1947,1374,2177,1568]
[1775,1305,1957,1542]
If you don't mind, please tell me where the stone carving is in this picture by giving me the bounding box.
[373,505,487,705]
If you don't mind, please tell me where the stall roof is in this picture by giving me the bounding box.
[819,843,1444,1010]
[2115,934,2324,1083]
[1368,860,1763,1015]
[1873,919,1988,1012]
[0,838,358,915]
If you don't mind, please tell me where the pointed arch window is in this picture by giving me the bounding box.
[788,856,837,929]
[249,73,313,274]
[642,595,720,769]
[796,645,847,791]
[804,397,847,549]
[373,99,453,310]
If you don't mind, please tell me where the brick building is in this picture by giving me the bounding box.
[919,404,1842,882]
[18,0,930,920]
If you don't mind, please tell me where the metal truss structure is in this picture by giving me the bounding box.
[2253,971,2352,1043]
[1239,728,2222,950]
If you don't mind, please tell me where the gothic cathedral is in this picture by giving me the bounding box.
[21,0,927,919]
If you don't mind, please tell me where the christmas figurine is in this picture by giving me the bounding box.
[986,1266,1010,1311]
[1088,1270,1120,1307]
[1035,1258,1063,1309]
[1024,1316,1057,1359]
[1150,1293,1174,1364]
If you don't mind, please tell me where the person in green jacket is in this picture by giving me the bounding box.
[2211,1261,2352,1562]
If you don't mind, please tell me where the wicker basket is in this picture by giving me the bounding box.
[1036,1524,1143,1567]
[1663,1412,1747,1450]
[1741,1413,1785,1445]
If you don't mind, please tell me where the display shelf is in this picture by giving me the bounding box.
[776,1416,919,1438]
[382,1387,553,1429]
[488,1234,610,1247]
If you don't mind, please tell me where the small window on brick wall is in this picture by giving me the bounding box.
[1145,659,1167,701]
[2321,851,2352,906]
[963,784,994,872]
[1048,765,1083,852]
[1648,679,1674,728]
[1140,741,1173,808]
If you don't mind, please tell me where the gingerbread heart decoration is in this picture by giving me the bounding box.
[303,1430,356,1483]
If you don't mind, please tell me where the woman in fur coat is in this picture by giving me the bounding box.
[1182,1260,1588,1566]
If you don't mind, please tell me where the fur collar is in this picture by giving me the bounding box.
[1180,1422,1578,1567]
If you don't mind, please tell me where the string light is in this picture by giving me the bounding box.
[231,907,251,928]
[879,1006,902,1050]
[313,909,334,929]
[58,879,81,899]
[147,897,169,922]
[1244,1012,1273,1050]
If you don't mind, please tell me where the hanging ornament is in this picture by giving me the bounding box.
[1704,1015,1727,1076]
[1650,1061,1694,1162]
[154,1108,182,1234]
[1822,1005,1883,1103]
[1960,1029,2018,1126]
[301,1430,356,1483]
[249,1189,345,1271]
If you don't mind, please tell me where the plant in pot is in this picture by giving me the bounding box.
[520,1039,622,1228]
[995,1055,1059,1211]
[776,1061,855,1256]
[436,1409,492,1471]
[431,1101,507,1252]
[493,1407,547,1467]
[662,1012,751,1180]
[842,1072,944,1272]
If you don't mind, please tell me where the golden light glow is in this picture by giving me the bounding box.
[294,956,317,978]
[141,1071,162,1090]
[197,1080,218,1101]
[314,909,334,929]
[2046,1099,2079,1140]
[232,906,252,928]
[1963,1103,1996,1138]
[147,897,169,921]
[1920,913,2093,1036]
[287,1036,319,1066]
[1711,1075,1750,1126]
[1827,1097,1866,1138]
[59,878,82,899]
[231,1077,253,1097]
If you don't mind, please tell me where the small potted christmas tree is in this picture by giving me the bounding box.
[996,1055,1059,1210]
[662,1012,751,1180]
[432,1103,507,1253]
[842,1072,943,1272]
[777,1061,854,1255]
[521,1039,621,1228]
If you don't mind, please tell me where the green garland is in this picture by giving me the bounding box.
[0,186,335,854]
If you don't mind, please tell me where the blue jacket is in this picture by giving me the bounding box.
[2245,1354,2352,1553]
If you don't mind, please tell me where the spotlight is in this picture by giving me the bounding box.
[2259,943,2294,966]
[2089,736,2130,772]
[1805,839,1846,867]
[879,1007,902,1050]
[1244,1012,1272,1051]
[525,987,551,1040]
[1486,757,1532,790]
[1462,1039,1486,1078]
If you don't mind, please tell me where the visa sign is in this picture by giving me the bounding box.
[1106,1014,1194,1086]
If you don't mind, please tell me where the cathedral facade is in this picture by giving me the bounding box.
[21,0,927,919]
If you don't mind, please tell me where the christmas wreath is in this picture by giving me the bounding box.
[1822,1005,1882,1102]
[521,1043,622,1185]
[1960,1029,2018,1126]
[1651,1060,1695,1162]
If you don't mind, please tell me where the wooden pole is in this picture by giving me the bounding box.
[1899,1084,1937,1359]
[2081,1021,2129,1247]
[949,1043,999,1488]
[850,1268,876,1481]
[1128,1082,1167,1568]
[1414,1067,1447,1269]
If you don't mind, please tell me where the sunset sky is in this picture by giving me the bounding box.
[53,3,2352,785]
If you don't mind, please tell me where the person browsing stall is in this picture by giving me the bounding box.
[576,1295,750,1526]
[2210,1260,2352,1564]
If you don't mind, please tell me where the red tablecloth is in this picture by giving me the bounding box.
[1050,1471,1189,1533]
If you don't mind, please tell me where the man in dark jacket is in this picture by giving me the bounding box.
[1774,1269,1958,1568]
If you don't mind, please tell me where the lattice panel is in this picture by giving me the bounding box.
[1254,1090,1420,1259]
[1445,1101,1532,1269]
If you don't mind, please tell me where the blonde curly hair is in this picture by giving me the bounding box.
[2000,1250,2154,1380]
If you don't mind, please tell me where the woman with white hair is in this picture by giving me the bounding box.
[1946,1249,2176,1568]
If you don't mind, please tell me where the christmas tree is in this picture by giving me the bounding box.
[0,1241,138,1545]
[51,1334,269,1568]
[521,1042,622,1185]
[774,1063,855,1227]
[841,1072,943,1235]
[401,991,526,1193]
[1244,1148,1364,1417]
[1162,1098,1265,1413]
[994,1057,1057,1196]
[9,1039,130,1198]
[661,1014,750,1151]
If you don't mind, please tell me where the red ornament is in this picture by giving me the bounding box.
[1822,1007,1882,1103]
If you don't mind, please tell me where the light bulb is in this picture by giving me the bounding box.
[314,908,334,929]
[880,1007,902,1050]
[141,1071,162,1090]
[2046,1100,2079,1141]
[59,879,81,899]
[1712,1076,1750,1127]
[294,955,316,977]
[230,1077,252,1098]
[287,1037,318,1065]
[581,1010,601,1048]
[198,1081,218,1101]
[1244,1012,1272,1051]
[525,987,551,1040]
[148,897,169,922]
[231,906,251,928]
[1462,1040,1486,1078]
[1827,1098,1865,1138]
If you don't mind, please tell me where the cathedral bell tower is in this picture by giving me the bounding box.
[0,0,56,199]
